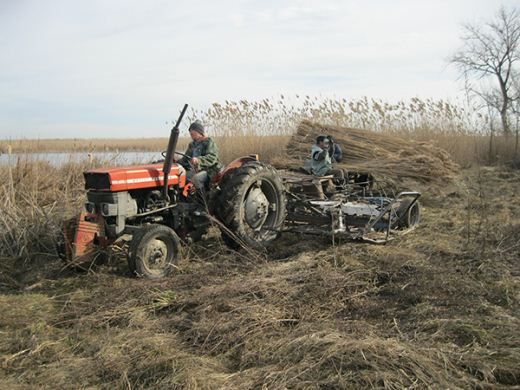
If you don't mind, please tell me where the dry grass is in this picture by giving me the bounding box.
[1,97,520,388]
[0,160,87,260]
[0,164,519,388]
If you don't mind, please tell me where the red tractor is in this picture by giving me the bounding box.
[62,104,287,278]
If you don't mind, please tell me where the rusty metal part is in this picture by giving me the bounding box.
[63,212,108,264]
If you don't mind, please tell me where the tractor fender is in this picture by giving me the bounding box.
[211,154,259,185]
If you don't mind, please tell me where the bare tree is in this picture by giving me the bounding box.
[511,80,520,155]
[451,6,520,134]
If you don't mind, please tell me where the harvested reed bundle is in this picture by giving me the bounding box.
[277,120,459,184]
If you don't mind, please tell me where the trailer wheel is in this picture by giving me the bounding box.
[397,199,421,229]
[216,161,287,250]
[128,224,180,279]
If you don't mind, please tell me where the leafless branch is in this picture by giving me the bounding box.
[450,6,520,134]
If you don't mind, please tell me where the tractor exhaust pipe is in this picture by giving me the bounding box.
[163,103,188,201]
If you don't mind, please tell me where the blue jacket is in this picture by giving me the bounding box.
[310,144,332,176]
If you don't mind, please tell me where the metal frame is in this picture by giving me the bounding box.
[280,170,421,244]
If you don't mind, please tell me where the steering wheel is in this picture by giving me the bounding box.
[160,151,191,160]
[174,151,191,160]
[160,150,198,172]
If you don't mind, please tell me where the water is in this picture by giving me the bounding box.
[0,151,161,166]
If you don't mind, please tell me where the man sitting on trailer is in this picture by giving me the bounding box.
[178,121,222,190]
[310,135,345,182]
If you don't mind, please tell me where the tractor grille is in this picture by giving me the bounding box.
[84,172,111,190]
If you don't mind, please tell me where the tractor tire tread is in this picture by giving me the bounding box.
[128,224,180,279]
[215,161,286,250]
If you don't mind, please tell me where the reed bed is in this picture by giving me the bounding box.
[2,96,519,167]
[187,96,519,167]
[0,159,94,259]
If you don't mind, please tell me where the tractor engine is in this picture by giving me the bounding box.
[62,162,188,266]
[84,191,138,237]
[82,163,186,237]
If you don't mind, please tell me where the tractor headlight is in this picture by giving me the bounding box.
[100,203,118,216]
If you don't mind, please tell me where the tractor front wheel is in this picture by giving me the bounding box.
[128,224,180,279]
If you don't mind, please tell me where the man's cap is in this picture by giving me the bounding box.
[189,121,205,135]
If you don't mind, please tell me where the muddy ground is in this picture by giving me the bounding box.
[1,166,519,389]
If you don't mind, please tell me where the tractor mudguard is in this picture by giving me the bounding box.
[211,155,259,186]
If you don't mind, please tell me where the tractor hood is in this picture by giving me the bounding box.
[84,163,186,192]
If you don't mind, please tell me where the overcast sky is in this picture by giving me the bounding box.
[0,0,517,139]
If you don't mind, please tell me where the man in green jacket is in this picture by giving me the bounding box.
[310,135,344,182]
[178,121,222,190]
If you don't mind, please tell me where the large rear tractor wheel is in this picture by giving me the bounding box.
[128,224,180,279]
[216,162,287,250]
